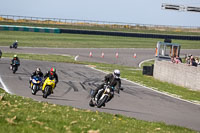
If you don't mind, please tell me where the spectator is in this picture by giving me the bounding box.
[195,57,200,65]
[175,55,182,64]
[171,56,175,63]
[186,54,191,65]
[190,56,197,67]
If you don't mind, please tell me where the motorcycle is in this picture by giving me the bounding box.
[10,60,20,74]
[10,42,18,49]
[89,84,115,108]
[42,77,56,98]
[30,76,43,95]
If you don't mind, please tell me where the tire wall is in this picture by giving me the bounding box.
[0,25,200,40]
[60,29,200,40]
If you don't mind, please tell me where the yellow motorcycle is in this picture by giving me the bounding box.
[42,77,56,98]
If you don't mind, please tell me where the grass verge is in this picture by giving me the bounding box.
[3,53,200,103]
[0,31,200,49]
[0,88,196,133]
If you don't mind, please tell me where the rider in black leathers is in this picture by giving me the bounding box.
[10,55,20,69]
[29,68,44,86]
[11,40,18,48]
[91,69,122,99]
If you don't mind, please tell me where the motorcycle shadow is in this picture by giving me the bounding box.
[101,107,147,115]
[13,72,30,76]
[34,94,76,102]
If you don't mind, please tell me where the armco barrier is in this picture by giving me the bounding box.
[153,60,200,91]
[60,29,200,40]
[1,25,200,40]
[0,25,60,33]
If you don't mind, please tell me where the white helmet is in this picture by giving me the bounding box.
[16,40,18,42]
[113,69,120,79]
[36,68,41,74]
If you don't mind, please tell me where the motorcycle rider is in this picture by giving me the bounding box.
[43,67,58,93]
[91,69,122,101]
[11,40,18,48]
[10,55,20,69]
[29,68,44,87]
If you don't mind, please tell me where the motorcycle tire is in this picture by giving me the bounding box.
[89,99,95,107]
[12,66,17,74]
[43,86,50,98]
[13,69,16,74]
[97,95,108,108]
[32,85,37,95]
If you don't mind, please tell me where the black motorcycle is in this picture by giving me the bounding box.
[10,42,18,49]
[10,60,20,74]
[89,84,115,108]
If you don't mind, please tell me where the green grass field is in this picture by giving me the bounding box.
[0,31,200,49]
[0,88,196,133]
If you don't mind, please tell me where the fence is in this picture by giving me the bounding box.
[0,14,200,31]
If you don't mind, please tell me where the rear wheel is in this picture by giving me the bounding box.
[12,66,17,74]
[89,99,95,107]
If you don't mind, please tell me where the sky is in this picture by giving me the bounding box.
[1,0,200,27]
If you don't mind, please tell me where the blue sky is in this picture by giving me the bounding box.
[1,0,200,27]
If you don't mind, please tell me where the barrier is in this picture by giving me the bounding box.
[60,29,200,40]
[1,25,200,40]
[153,60,200,91]
[0,25,60,33]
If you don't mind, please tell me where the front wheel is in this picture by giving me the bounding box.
[43,86,51,98]
[32,85,37,95]
[97,95,108,108]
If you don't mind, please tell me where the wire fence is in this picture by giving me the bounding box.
[0,14,200,31]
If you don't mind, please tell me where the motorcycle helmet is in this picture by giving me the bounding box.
[36,68,41,74]
[50,67,56,76]
[113,69,120,79]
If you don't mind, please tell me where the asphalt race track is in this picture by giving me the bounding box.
[0,57,200,131]
[1,46,200,67]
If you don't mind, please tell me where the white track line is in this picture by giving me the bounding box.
[74,55,79,61]
[139,58,155,68]
[0,76,12,94]
[86,65,200,106]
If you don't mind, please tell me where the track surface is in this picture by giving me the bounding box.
[1,46,200,67]
[0,47,200,131]
[0,58,200,131]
